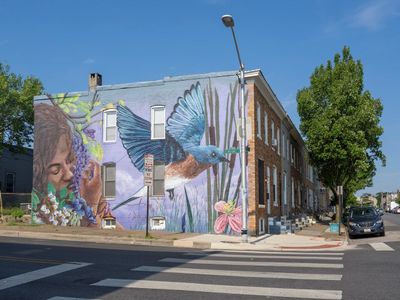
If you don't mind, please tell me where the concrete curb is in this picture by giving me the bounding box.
[0,229,349,251]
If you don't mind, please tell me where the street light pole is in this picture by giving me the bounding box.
[222,15,248,243]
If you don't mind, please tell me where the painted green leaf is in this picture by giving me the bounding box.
[184,186,194,233]
[31,192,40,210]
[82,133,88,145]
[59,187,68,199]
[47,182,56,195]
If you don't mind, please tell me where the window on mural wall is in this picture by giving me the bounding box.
[152,161,165,196]
[103,110,117,142]
[102,163,116,198]
[151,106,166,140]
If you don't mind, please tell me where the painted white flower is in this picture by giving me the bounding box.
[48,193,56,203]
[40,204,47,212]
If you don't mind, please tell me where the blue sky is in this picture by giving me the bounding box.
[1,0,399,195]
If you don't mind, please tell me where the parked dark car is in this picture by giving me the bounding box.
[347,206,385,238]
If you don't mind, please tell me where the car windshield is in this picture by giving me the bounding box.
[351,207,377,218]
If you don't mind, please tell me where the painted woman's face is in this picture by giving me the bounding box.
[46,134,74,194]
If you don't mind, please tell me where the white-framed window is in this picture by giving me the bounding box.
[277,128,281,155]
[291,177,295,208]
[256,102,261,139]
[271,121,276,149]
[266,166,271,214]
[286,139,289,160]
[150,216,166,230]
[273,166,278,206]
[103,110,117,142]
[5,173,15,193]
[298,180,301,205]
[282,133,286,158]
[152,161,165,196]
[283,172,287,205]
[291,144,294,164]
[264,112,268,145]
[102,162,116,198]
[151,106,166,140]
[259,217,265,234]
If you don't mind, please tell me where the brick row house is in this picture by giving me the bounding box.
[245,70,319,235]
[32,70,320,236]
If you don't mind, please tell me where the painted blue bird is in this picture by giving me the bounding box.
[114,82,228,210]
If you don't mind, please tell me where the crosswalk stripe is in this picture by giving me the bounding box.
[0,262,91,291]
[48,297,100,300]
[369,242,394,251]
[93,279,342,299]
[202,250,344,256]
[184,252,343,260]
[160,257,344,269]
[132,265,343,281]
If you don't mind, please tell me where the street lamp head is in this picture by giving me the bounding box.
[221,15,234,27]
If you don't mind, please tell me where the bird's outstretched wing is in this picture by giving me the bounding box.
[117,105,186,172]
[166,82,205,150]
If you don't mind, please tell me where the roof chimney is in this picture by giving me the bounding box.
[89,73,102,91]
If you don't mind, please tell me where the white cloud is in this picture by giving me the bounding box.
[349,0,400,31]
[83,58,95,64]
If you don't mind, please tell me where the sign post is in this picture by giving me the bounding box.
[144,154,154,238]
[337,185,343,236]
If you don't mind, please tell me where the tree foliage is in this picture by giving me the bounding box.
[0,63,43,153]
[297,47,385,205]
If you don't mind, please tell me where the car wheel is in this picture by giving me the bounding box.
[348,234,354,239]
[380,231,385,237]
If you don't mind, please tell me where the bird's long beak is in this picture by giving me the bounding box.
[221,156,230,163]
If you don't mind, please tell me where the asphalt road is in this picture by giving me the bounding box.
[0,235,400,300]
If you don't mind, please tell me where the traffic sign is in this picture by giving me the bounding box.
[144,154,154,186]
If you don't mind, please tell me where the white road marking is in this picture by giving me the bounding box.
[93,279,342,299]
[369,242,395,251]
[184,252,343,260]
[160,257,343,269]
[202,249,344,256]
[132,265,342,281]
[0,262,91,291]
[47,296,101,300]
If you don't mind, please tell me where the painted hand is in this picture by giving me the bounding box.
[79,161,102,215]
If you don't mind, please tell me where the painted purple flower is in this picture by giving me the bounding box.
[83,128,96,139]
[214,201,242,234]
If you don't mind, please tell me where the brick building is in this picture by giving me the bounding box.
[32,69,320,236]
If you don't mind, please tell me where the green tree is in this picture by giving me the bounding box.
[297,47,385,207]
[0,63,43,154]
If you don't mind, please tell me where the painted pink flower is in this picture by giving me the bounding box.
[214,200,242,234]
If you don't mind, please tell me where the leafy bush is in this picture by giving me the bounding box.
[10,208,24,219]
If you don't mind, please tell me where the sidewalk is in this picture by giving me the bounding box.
[0,222,348,251]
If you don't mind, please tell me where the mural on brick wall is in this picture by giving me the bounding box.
[32,79,245,234]
[32,93,120,227]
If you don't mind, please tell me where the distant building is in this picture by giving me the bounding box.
[0,146,33,207]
